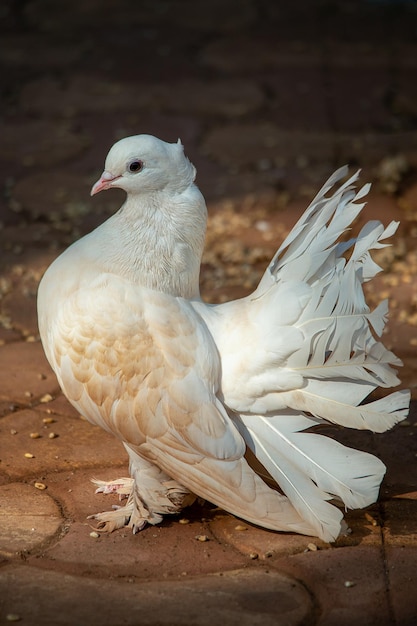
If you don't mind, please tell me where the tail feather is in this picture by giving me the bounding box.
[281,387,410,433]
[260,168,364,286]
[237,412,386,541]
[239,418,343,542]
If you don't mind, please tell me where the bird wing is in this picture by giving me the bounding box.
[50,274,243,460]
[49,274,315,536]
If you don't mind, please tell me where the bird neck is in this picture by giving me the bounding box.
[99,186,207,299]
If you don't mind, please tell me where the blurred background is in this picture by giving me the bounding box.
[0,0,416,391]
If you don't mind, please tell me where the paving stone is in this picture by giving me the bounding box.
[209,506,383,561]
[0,121,90,169]
[334,131,417,165]
[202,123,335,170]
[159,79,265,117]
[11,171,91,220]
[263,67,330,131]
[200,166,293,203]
[327,66,395,132]
[159,0,257,33]
[23,0,142,31]
[0,401,19,419]
[1,225,58,258]
[275,545,391,625]
[202,37,322,72]
[0,342,58,405]
[0,565,314,626]
[0,252,59,338]
[374,401,417,496]
[0,35,86,69]
[0,409,125,481]
[18,76,161,118]
[0,328,21,345]
[86,26,204,82]
[210,513,326,559]
[19,76,264,120]
[394,43,417,69]
[399,181,417,214]
[19,0,86,24]
[1,291,39,339]
[320,42,393,69]
[321,4,393,46]
[382,497,417,546]
[35,468,246,579]
[0,483,63,557]
[23,0,257,34]
[204,124,417,171]
[384,546,417,626]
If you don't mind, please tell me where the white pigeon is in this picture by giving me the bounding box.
[37,134,410,542]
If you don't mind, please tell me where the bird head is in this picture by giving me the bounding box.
[91,135,196,197]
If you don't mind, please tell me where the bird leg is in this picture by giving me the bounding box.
[88,448,195,533]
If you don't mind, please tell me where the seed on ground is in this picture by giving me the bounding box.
[40,393,53,403]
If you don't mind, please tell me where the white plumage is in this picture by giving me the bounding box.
[37,135,410,542]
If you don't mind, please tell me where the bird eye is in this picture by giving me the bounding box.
[128,160,144,173]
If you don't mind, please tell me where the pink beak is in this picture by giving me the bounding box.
[90,171,121,196]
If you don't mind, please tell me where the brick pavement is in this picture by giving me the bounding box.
[1,1,417,624]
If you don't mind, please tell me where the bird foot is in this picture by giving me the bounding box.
[88,503,159,534]
[88,502,135,533]
[88,476,164,533]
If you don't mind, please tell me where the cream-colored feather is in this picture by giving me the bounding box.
[37,135,409,542]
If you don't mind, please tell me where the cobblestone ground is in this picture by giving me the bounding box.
[1,1,417,624]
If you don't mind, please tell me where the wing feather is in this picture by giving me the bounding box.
[51,275,245,461]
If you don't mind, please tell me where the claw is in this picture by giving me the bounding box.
[132,520,147,534]
[87,506,133,533]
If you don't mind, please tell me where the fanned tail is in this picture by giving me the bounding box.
[225,167,410,541]
[252,166,410,429]
[197,167,410,541]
